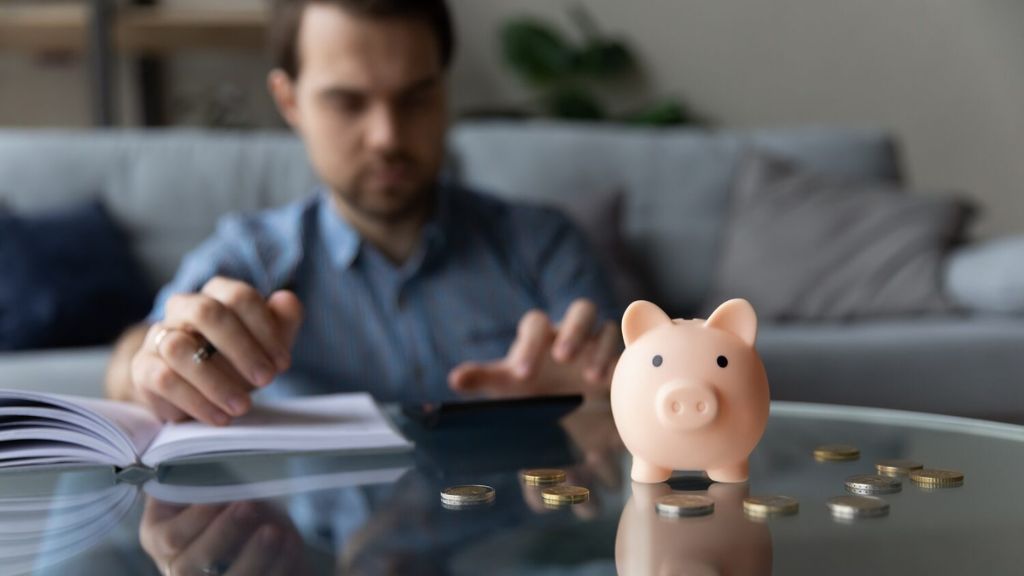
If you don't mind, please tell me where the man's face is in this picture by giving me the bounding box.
[275,5,448,223]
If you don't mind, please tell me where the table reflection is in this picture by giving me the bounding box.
[615,480,773,576]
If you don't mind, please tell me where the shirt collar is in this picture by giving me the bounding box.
[318,183,456,272]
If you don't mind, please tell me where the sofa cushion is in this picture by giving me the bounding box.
[0,130,318,288]
[944,235,1024,314]
[0,200,153,349]
[758,317,1024,421]
[705,153,972,321]
[450,121,903,316]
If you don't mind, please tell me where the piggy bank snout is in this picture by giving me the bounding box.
[655,380,718,431]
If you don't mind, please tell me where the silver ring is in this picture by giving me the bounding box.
[192,341,217,365]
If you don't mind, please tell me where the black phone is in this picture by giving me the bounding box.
[401,395,584,430]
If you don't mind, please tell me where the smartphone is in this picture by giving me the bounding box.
[401,394,584,430]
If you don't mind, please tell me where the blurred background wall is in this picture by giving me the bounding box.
[1,0,1022,236]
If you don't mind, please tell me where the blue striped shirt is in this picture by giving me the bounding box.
[150,186,618,403]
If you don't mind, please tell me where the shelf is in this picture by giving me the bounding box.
[0,5,90,53]
[0,5,268,54]
[116,8,268,53]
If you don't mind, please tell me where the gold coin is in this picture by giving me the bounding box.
[655,494,715,517]
[521,468,567,486]
[844,474,902,495]
[743,495,800,517]
[541,485,590,504]
[814,444,860,462]
[826,495,889,519]
[910,468,964,488]
[440,485,495,505]
[875,459,924,476]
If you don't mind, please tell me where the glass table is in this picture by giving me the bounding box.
[2,399,1023,575]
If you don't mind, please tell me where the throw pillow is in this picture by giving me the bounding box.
[0,200,154,350]
[704,153,973,322]
[944,235,1024,314]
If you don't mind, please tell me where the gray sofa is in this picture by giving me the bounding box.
[1,122,1021,421]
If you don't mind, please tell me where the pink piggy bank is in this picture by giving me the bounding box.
[610,299,770,483]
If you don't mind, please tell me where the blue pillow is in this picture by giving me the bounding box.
[0,200,154,350]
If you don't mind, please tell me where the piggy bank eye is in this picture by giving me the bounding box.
[717,355,729,368]
[652,355,663,367]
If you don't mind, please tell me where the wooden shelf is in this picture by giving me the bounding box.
[0,5,268,54]
[0,5,90,53]
[116,8,268,53]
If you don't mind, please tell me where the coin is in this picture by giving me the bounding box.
[826,495,889,519]
[910,468,964,488]
[541,485,590,504]
[844,474,902,495]
[655,494,715,517]
[441,485,495,506]
[521,468,567,486]
[875,459,924,476]
[743,495,800,518]
[814,444,860,462]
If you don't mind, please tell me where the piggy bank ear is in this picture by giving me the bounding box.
[622,300,673,346]
[704,298,758,347]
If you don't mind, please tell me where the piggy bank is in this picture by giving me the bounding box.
[610,299,770,483]
[615,481,773,576]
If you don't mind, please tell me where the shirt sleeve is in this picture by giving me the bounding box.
[519,206,621,325]
[146,213,286,323]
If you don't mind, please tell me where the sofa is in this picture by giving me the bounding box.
[1,122,1021,421]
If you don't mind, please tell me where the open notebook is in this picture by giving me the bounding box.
[0,389,413,471]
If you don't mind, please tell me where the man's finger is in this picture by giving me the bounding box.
[267,290,304,350]
[141,499,225,560]
[169,502,263,575]
[156,329,255,420]
[507,310,553,379]
[553,299,597,363]
[165,293,277,388]
[447,362,516,393]
[225,524,285,576]
[584,323,621,384]
[202,277,291,372]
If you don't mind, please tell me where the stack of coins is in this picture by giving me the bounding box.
[814,444,860,462]
[520,469,567,486]
[541,485,590,506]
[826,495,889,520]
[875,459,924,477]
[742,495,800,519]
[910,468,965,489]
[440,485,495,509]
[655,494,715,518]
[844,474,902,495]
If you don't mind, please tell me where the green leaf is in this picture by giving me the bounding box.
[545,87,606,120]
[574,39,636,79]
[501,19,575,87]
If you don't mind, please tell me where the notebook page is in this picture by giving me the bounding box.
[141,393,412,467]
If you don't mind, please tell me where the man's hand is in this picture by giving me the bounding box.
[130,276,303,426]
[140,498,307,576]
[447,299,621,398]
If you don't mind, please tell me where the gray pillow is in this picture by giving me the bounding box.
[704,153,972,322]
[944,235,1024,314]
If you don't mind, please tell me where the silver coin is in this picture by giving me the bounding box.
[826,495,890,519]
[440,485,495,505]
[655,494,715,517]
[844,474,902,495]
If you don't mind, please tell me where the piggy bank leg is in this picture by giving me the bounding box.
[706,460,749,483]
[631,458,672,484]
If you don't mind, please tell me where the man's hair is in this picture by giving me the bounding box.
[269,0,455,79]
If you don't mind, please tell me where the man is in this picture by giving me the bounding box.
[104,0,621,426]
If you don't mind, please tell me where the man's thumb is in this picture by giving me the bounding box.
[267,290,304,345]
